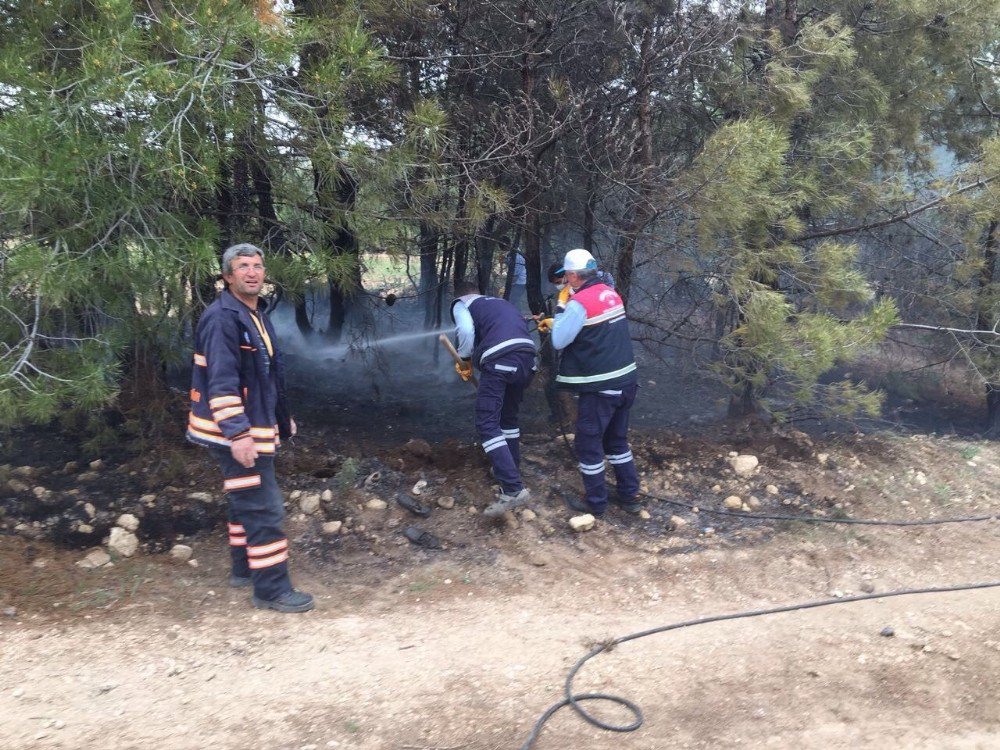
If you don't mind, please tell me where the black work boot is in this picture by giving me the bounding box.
[229,574,252,588]
[252,589,315,613]
[613,497,642,514]
[566,495,604,517]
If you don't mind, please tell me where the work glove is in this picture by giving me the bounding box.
[455,359,473,382]
[536,317,554,334]
[555,285,572,313]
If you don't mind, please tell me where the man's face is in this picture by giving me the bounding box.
[224,254,265,300]
[565,270,584,290]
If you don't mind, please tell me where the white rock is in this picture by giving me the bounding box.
[723,495,743,510]
[12,687,24,698]
[299,493,321,515]
[76,549,111,568]
[12,465,36,478]
[186,492,213,502]
[520,508,537,521]
[569,514,596,532]
[412,479,428,495]
[170,544,193,562]
[669,515,688,529]
[817,453,830,466]
[107,527,139,558]
[77,523,94,534]
[7,479,29,493]
[89,459,104,470]
[289,489,303,500]
[914,471,927,485]
[320,489,333,502]
[321,521,342,535]
[638,509,651,520]
[437,496,456,509]
[187,559,199,567]
[139,494,156,504]
[765,484,779,495]
[365,498,388,511]
[727,455,759,477]
[83,502,97,518]
[748,496,762,510]
[116,513,140,532]
[32,485,50,498]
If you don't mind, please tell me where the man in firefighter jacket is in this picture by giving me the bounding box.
[187,243,314,613]
[451,280,537,518]
[538,248,642,516]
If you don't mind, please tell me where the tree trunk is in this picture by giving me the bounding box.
[978,220,999,437]
[419,220,440,328]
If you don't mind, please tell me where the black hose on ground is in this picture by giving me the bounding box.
[518,580,1000,750]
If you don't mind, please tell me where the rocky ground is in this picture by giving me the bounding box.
[2,417,1000,749]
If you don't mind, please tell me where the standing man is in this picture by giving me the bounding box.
[537,248,641,516]
[451,281,537,517]
[187,243,314,613]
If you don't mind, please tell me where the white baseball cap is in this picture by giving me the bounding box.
[557,248,597,273]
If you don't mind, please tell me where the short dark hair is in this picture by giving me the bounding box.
[547,263,565,283]
[454,280,479,297]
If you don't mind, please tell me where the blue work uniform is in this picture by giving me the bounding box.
[187,290,295,601]
[551,279,639,513]
[452,294,537,494]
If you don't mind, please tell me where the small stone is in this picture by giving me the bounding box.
[669,515,688,530]
[765,484,779,495]
[411,479,428,495]
[2,606,16,618]
[170,544,193,562]
[63,461,79,474]
[12,687,24,698]
[747,496,762,510]
[187,559,199,567]
[520,508,537,521]
[880,626,895,637]
[703,527,715,536]
[723,495,743,510]
[89,459,104,470]
[817,453,830,466]
[32,485,50,498]
[712,484,722,493]
[320,489,333,502]
[76,548,111,568]
[322,521,342,535]
[84,502,97,518]
[300,493,321,515]
[53,720,65,730]
[569,514,596,532]
[727,455,758,477]
[139,494,156,504]
[289,489,303,500]
[365,498,388,511]
[860,581,875,594]
[7,479,29,493]
[638,509,651,520]
[116,513,140,532]
[107,527,139,558]
[467,506,478,515]
[404,438,432,457]
[186,492,213,502]
[914,471,927,485]
[77,523,94,534]
[437,496,455,509]
[12,465,37,478]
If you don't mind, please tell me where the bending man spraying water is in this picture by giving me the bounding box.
[451,280,537,517]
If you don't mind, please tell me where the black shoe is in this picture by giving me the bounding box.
[566,495,604,517]
[229,574,252,588]
[252,589,315,613]
[614,498,642,514]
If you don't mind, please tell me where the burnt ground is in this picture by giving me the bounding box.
[2,298,1000,749]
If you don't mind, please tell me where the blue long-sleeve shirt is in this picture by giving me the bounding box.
[551,299,586,351]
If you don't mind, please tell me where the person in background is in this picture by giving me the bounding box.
[536,248,641,517]
[451,280,537,517]
[187,243,314,613]
[506,251,528,312]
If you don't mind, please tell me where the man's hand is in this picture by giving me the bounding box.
[455,359,474,382]
[536,317,554,334]
[231,434,258,468]
[556,285,572,312]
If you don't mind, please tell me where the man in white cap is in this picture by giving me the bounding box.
[537,248,641,516]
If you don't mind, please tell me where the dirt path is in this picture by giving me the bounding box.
[4,509,1000,750]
